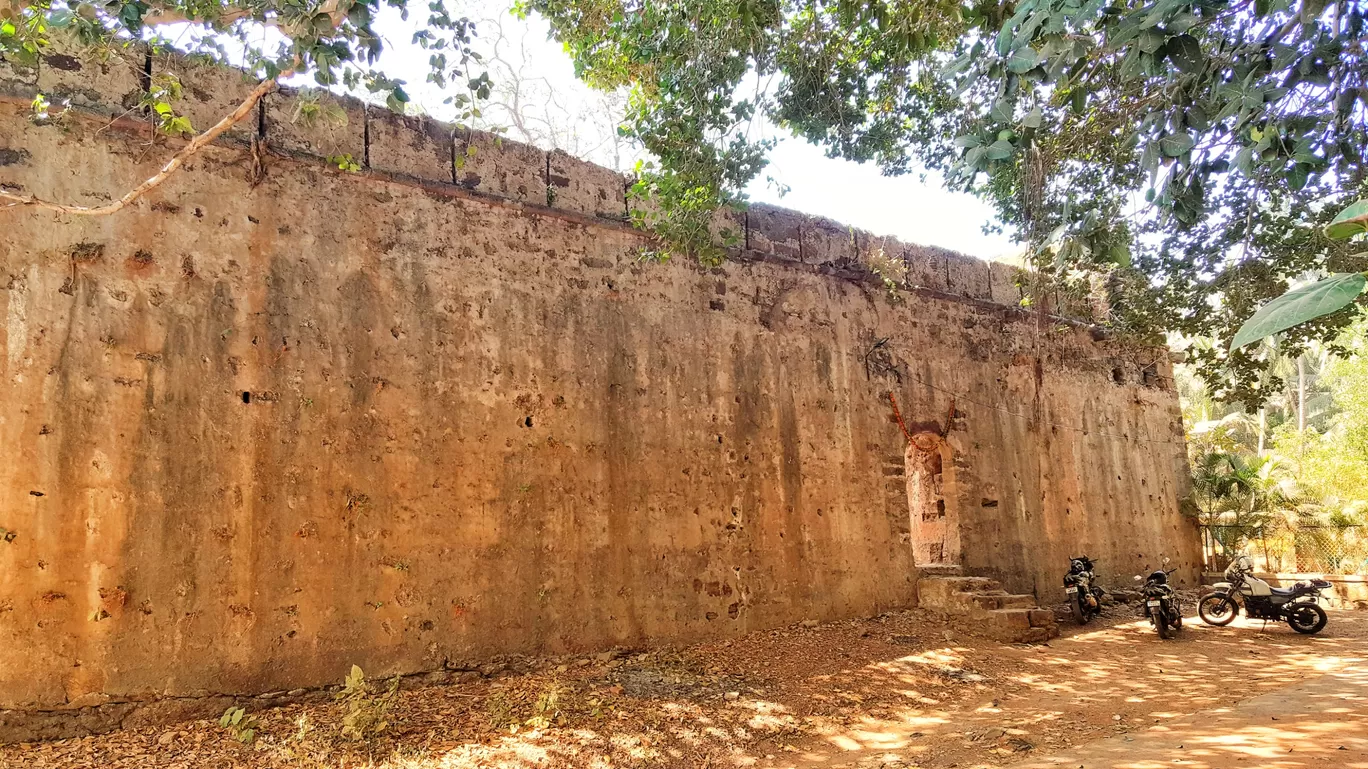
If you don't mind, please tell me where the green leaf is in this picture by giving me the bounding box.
[1288,164,1308,191]
[1108,241,1131,267]
[385,87,410,113]
[985,139,1014,161]
[996,28,1014,57]
[1022,107,1043,129]
[1137,30,1165,54]
[1007,48,1041,73]
[1231,273,1367,349]
[1160,133,1195,157]
[1185,103,1209,130]
[1164,34,1203,73]
[1324,200,1368,240]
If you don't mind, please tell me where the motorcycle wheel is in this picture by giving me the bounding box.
[1286,603,1327,635]
[1075,593,1090,625]
[1198,593,1238,626]
[1155,610,1172,639]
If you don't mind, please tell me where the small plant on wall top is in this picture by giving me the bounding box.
[336,665,401,741]
[1233,200,1368,350]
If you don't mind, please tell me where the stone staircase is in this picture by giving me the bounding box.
[916,565,1058,643]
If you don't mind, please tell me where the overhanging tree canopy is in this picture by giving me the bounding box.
[2,0,488,104]
[0,0,489,212]
[5,0,1366,405]
[526,0,1368,405]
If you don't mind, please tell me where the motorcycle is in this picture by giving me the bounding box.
[1135,565,1183,639]
[1064,555,1104,624]
[1198,555,1330,634]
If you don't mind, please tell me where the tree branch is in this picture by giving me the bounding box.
[1,78,277,216]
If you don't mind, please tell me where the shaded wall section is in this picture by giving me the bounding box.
[0,64,1199,721]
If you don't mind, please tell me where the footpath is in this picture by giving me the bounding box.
[1008,665,1367,769]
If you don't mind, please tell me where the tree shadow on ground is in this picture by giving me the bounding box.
[4,610,1364,769]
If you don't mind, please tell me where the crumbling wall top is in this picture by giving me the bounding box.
[0,40,1104,322]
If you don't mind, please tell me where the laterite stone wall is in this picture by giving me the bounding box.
[0,45,1201,740]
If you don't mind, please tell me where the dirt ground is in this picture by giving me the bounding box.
[3,601,1365,769]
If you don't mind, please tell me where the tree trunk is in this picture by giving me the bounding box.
[1297,356,1306,432]
[1258,408,1267,454]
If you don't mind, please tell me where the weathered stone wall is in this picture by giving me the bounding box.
[0,48,1201,738]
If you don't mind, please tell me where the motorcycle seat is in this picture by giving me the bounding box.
[1268,586,1299,596]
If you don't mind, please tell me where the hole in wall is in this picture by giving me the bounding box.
[242,392,252,404]
[523,416,533,428]
[1112,367,1126,384]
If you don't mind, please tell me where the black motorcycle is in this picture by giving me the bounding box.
[1136,567,1182,639]
[1198,555,1330,634]
[1064,555,1104,624]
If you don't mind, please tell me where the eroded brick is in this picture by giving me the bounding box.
[946,252,992,300]
[153,53,259,144]
[368,110,455,184]
[905,244,948,292]
[264,87,366,164]
[747,203,803,260]
[547,149,625,219]
[454,128,545,204]
[802,215,857,268]
[0,52,38,99]
[38,35,144,118]
[989,261,1023,307]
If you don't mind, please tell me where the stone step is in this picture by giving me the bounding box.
[943,576,1002,592]
[979,608,1060,643]
[999,593,1039,610]
[964,591,1039,612]
[917,576,1003,611]
[966,592,1004,611]
[916,564,964,578]
[961,591,1041,613]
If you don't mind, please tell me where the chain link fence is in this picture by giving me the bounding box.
[1201,523,1368,575]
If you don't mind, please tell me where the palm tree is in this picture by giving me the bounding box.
[1190,450,1301,569]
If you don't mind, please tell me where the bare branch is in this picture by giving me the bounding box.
[1,78,277,216]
